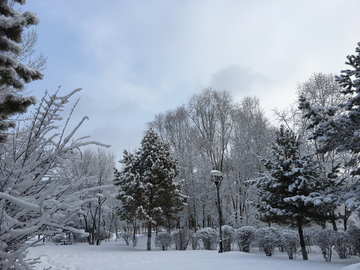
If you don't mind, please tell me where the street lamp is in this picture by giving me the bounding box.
[210,169,223,253]
[96,194,107,246]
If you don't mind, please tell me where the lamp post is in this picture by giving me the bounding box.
[210,169,223,253]
[96,194,107,246]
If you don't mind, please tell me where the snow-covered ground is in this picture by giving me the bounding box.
[28,234,360,270]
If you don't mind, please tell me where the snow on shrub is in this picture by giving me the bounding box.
[333,231,351,259]
[222,225,235,252]
[190,232,201,250]
[52,234,65,243]
[303,228,313,254]
[348,227,360,256]
[313,229,335,262]
[172,229,191,250]
[282,229,299,260]
[256,227,280,256]
[235,226,256,252]
[155,233,174,251]
[198,227,218,250]
[121,232,132,246]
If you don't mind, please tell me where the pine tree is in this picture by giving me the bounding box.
[114,150,145,246]
[255,126,334,260]
[0,0,44,142]
[115,129,186,250]
[298,42,360,220]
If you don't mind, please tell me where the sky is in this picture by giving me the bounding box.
[20,0,360,162]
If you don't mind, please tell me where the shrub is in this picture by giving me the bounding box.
[155,233,174,251]
[256,227,280,256]
[303,228,313,253]
[333,231,351,259]
[222,225,235,252]
[313,229,335,262]
[235,226,256,252]
[282,229,299,260]
[198,227,218,250]
[172,229,191,250]
[121,232,132,246]
[191,232,201,250]
[52,234,65,243]
[348,226,360,256]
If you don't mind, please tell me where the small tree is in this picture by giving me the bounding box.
[191,232,201,250]
[348,227,360,256]
[333,231,351,259]
[256,227,280,257]
[282,229,299,260]
[235,226,256,252]
[172,229,191,250]
[222,225,235,252]
[155,233,174,251]
[121,232,132,246]
[198,227,218,250]
[313,229,335,262]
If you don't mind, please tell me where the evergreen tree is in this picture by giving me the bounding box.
[115,129,186,250]
[114,150,145,246]
[0,0,44,142]
[255,126,334,260]
[299,42,360,218]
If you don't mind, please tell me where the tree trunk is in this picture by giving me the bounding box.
[147,222,152,251]
[297,217,308,260]
[331,217,338,231]
[133,220,137,247]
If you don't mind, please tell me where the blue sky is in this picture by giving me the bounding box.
[21,0,360,161]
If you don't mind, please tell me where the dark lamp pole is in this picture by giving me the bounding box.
[210,170,223,253]
[96,194,107,246]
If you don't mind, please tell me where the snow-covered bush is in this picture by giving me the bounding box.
[348,227,360,256]
[282,229,299,260]
[235,226,256,252]
[121,232,132,246]
[303,228,313,253]
[52,234,65,243]
[198,227,218,250]
[155,233,173,251]
[222,225,235,252]
[256,227,280,256]
[172,229,191,250]
[190,232,201,250]
[313,229,335,262]
[333,231,351,259]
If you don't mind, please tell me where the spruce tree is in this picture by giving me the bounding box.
[255,126,334,260]
[114,150,145,246]
[115,129,186,250]
[0,0,44,142]
[298,42,360,218]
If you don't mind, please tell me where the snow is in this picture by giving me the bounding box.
[28,234,360,270]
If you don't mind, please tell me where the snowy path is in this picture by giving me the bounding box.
[28,234,360,270]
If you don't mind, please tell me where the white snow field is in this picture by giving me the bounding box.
[28,234,360,270]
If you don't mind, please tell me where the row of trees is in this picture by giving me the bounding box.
[115,42,360,261]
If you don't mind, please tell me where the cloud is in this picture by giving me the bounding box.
[210,65,269,94]
[23,0,360,160]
